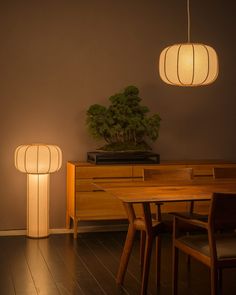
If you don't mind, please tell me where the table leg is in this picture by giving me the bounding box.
[116,223,136,285]
[141,203,154,294]
[140,230,146,275]
[141,233,154,295]
[156,235,161,287]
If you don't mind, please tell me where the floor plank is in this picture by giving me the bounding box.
[51,234,105,295]
[74,234,126,295]
[0,236,38,295]
[37,238,83,295]
[0,239,16,295]
[79,232,141,295]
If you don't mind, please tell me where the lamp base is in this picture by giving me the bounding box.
[27,174,49,238]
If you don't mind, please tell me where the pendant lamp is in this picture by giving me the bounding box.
[159,0,219,86]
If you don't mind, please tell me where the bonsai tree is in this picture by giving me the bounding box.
[86,85,161,151]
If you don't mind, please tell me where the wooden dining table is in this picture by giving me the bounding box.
[94,178,236,295]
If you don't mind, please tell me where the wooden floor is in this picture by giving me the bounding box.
[0,232,235,295]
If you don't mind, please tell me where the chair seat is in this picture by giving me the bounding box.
[134,217,164,232]
[178,233,236,259]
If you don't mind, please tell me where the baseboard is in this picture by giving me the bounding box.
[0,224,128,237]
[0,229,27,236]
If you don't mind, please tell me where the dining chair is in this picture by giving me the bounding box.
[213,167,236,179]
[143,168,207,266]
[143,168,201,223]
[172,192,236,295]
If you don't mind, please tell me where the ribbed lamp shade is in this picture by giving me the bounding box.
[15,144,62,174]
[159,43,219,86]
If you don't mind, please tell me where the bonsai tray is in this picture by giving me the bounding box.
[87,151,160,165]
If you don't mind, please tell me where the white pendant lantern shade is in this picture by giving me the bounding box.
[159,43,219,86]
[158,0,219,86]
[15,144,62,174]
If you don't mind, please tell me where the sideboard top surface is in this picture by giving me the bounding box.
[68,160,236,167]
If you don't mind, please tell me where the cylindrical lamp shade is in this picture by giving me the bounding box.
[15,144,62,174]
[27,174,49,237]
[159,43,219,86]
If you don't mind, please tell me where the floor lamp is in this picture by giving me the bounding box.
[14,144,62,238]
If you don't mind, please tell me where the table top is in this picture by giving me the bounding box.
[94,179,236,203]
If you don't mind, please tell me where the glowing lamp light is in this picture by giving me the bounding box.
[15,144,62,238]
[159,43,219,86]
[159,0,219,87]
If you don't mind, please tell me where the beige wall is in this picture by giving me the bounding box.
[0,0,236,230]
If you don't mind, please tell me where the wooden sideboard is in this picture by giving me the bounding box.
[66,160,236,238]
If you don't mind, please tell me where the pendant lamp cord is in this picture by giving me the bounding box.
[187,0,191,43]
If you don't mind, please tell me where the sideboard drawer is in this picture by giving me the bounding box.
[75,165,133,179]
[75,191,126,220]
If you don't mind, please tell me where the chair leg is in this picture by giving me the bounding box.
[141,234,154,295]
[140,230,146,275]
[186,252,191,267]
[217,268,222,295]
[116,224,136,285]
[172,246,179,295]
[155,235,161,287]
[210,267,218,295]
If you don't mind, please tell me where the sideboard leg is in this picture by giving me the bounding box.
[73,219,78,239]
[66,212,71,229]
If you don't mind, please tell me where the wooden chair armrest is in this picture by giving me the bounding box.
[174,215,208,229]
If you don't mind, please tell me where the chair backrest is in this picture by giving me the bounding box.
[209,192,236,230]
[213,167,236,179]
[143,168,193,182]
